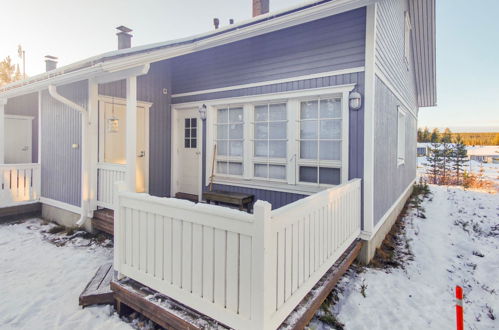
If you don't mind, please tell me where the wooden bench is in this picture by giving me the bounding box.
[203,190,254,212]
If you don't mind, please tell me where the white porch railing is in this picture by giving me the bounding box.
[114,179,361,330]
[97,163,126,209]
[0,163,41,207]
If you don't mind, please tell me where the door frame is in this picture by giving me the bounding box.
[171,106,203,201]
[4,114,34,164]
[97,95,152,193]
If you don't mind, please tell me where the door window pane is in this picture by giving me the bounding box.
[183,117,197,149]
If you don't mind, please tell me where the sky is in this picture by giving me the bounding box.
[1,0,498,130]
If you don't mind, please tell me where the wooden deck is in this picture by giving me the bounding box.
[79,263,114,307]
[0,202,41,223]
[92,209,114,235]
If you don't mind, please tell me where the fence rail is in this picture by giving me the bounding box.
[114,179,362,330]
[97,163,126,209]
[0,163,41,207]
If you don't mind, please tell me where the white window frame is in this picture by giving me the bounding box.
[404,11,412,70]
[397,106,406,166]
[178,84,354,195]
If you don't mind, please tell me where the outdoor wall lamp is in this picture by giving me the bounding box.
[349,90,362,110]
[199,104,207,120]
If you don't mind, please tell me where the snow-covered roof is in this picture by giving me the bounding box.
[466,146,499,157]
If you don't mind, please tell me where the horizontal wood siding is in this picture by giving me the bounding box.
[171,8,366,95]
[40,80,87,207]
[375,0,418,110]
[99,60,172,197]
[4,92,39,162]
[373,77,416,225]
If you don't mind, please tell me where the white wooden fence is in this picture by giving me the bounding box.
[97,163,126,209]
[114,179,361,330]
[0,163,41,207]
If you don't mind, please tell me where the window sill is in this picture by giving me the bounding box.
[212,177,331,195]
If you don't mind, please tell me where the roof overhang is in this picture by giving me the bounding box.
[409,0,437,107]
[0,0,374,100]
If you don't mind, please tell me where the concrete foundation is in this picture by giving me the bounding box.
[358,184,413,264]
[41,204,93,232]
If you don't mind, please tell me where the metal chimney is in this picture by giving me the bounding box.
[253,0,269,17]
[116,26,133,49]
[45,55,58,72]
[213,18,220,29]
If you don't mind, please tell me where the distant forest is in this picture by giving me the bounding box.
[417,127,499,146]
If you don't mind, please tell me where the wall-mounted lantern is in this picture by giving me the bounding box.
[349,90,362,110]
[199,104,207,120]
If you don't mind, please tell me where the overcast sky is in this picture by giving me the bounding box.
[1,0,497,129]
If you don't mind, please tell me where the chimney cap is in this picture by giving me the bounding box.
[116,25,132,33]
[45,55,58,60]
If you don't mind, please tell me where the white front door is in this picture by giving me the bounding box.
[5,116,32,164]
[176,109,200,197]
[99,100,148,193]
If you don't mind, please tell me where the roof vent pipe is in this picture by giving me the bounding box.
[116,26,133,49]
[253,0,269,17]
[229,19,234,25]
[45,55,58,72]
[213,18,220,29]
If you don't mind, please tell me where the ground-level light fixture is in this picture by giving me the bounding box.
[199,104,207,120]
[349,90,362,110]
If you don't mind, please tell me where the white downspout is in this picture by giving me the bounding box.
[48,85,88,227]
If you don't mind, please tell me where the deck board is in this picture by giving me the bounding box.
[79,263,114,307]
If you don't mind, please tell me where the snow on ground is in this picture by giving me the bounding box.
[312,185,499,330]
[0,219,131,330]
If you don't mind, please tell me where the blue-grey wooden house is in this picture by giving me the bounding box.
[0,0,435,267]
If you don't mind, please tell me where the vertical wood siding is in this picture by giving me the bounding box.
[375,0,418,110]
[171,8,366,95]
[40,80,87,207]
[373,77,416,225]
[4,92,39,162]
[99,60,172,197]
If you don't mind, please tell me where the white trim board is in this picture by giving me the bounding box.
[4,114,35,120]
[173,84,357,109]
[374,69,417,119]
[40,197,82,214]
[171,67,365,98]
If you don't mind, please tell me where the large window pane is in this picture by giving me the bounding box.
[218,108,228,123]
[300,101,318,119]
[300,120,317,139]
[255,123,268,139]
[228,162,243,175]
[319,99,341,118]
[269,141,286,158]
[255,105,268,121]
[269,165,286,180]
[229,107,243,122]
[269,122,286,139]
[229,141,243,157]
[254,164,267,178]
[300,141,317,159]
[255,141,268,157]
[217,161,228,174]
[217,141,228,156]
[319,141,341,161]
[319,167,340,185]
[229,124,243,139]
[299,166,317,183]
[269,103,286,120]
[320,119,341,139]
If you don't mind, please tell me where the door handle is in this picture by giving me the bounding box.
[195,151,201,155]
[22,146,29,151]
[137,151,145,158]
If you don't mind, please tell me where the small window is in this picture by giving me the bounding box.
[404,11,411,69]
[184,118,197,148]
[397,106,406,166]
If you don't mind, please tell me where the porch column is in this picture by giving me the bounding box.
[88,80,99,213]
[126,76,137,192]
[0,99,6,164]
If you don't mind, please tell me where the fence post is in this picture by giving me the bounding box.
[113,181,126,277]
[252,200,274,329]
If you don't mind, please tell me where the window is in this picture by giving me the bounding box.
[397,106,406,166]
[298,98,342,185]
[253,103,287,181]
[215,106,244,176]
[184,118,197,148]
[207,87,350,193]
[404,11,411,69]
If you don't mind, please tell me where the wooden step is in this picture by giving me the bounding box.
[92,209,114,235]
[79,263,114,307]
